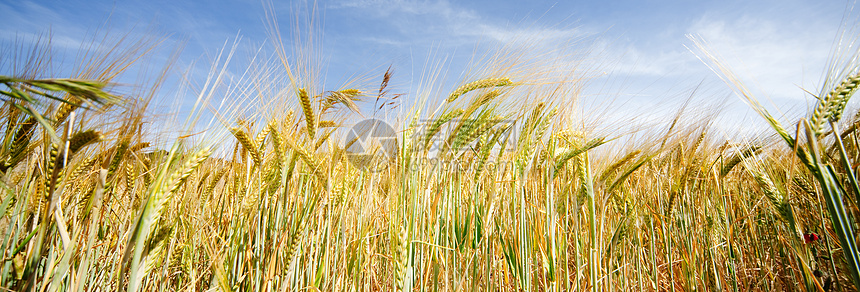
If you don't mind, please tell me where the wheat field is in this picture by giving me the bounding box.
[2,10,860,292]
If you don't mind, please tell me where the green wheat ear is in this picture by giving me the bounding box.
[750,168,798,235]
[555,137,606,171]
[811,73,860,134]
[422,109,464,150]
[3,117,37,171]
[825,73,860,121]
[165,148,211,194]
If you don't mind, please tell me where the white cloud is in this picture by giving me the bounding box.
[0,1,84,48]
[585,6,840,110]
[687,13,834,101]
[327,0,584,47]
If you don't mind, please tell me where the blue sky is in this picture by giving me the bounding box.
[0,0,854,138]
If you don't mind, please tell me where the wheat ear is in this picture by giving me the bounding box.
[53,97,80,126]
[318,120,338,128]
[105,140,129,181]
[322,89,362,114]
[719,145,760,177]
[394,225,409,291]
[67,156,98,183]
[298,88,316,139]
[422,109,464,150]
[283,138,324,181]
[751,168,796,233]
[811,73,860,134]
[447,77,512,102]
[68,130,102,154]
[599,150,642,182]
[165,148,212,194]
[3,117,37,171]
[230,127,261,165]
[474,125,509,182]
[284,219,307,267]
[254,123,272,148]
[555,137,606,171]
[269,122,284,164]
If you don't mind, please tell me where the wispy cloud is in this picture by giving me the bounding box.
[0,0,851,136]
[586,4,841,108]
[688,12,834,101]
[0,1,87,50]
[326,0,583,47]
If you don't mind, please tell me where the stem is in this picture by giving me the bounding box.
[830,121,860,208]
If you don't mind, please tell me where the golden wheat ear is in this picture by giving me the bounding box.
[67,130,102,155]
[230,127,261,165]
[298,88,316,139]
[447,77,513,103]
